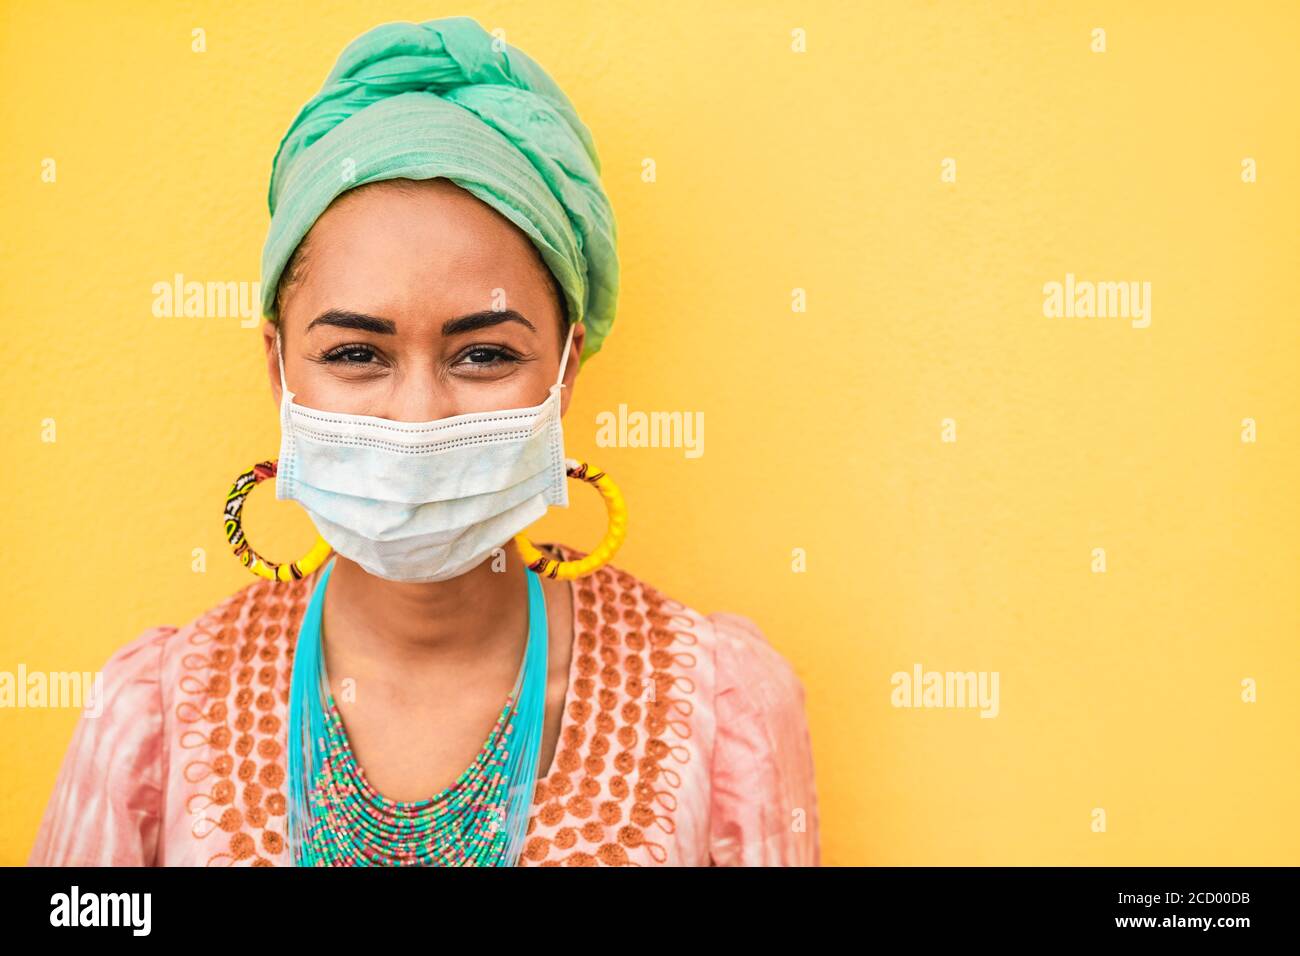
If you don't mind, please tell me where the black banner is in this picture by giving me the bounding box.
[0,866,1288,941]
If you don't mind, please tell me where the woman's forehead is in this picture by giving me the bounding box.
[315,178,535,261]
[283,179,560,330]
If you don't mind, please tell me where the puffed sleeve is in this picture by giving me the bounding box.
[28,626,174,867]
[707,611,820,866]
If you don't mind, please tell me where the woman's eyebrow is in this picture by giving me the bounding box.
[442,310,536,336]
[304,309,536,336]
[306,310,397,334]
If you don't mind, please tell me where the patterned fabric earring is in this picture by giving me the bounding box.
[225,460,332,581]
[514,459,628,580]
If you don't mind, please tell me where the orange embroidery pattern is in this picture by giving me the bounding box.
[521,550,698,866]
[176,545,695,866]
[176,575,308,866]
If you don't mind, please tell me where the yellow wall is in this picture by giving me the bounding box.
[1,0,1296,865]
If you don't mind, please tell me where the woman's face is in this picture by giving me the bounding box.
[263,177,582,420]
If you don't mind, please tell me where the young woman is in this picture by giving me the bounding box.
[29,15,818,867]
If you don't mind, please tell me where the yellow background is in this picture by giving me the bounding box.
[1,0,1297,865]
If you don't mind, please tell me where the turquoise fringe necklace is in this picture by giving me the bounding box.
[285,557,549,866]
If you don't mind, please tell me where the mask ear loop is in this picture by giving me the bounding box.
[276,325,289,397]
[554,320,577,390]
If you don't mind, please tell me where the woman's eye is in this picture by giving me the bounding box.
[314,344,519,371]
[458,346,518,368]
[321,345,377,364]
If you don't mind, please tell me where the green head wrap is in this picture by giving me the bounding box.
[261,16,618,366]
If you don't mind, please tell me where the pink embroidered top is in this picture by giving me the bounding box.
[28,544,819,866]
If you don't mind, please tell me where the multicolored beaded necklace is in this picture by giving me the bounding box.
[286,556,549,866]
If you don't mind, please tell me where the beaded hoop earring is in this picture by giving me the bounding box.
[514,459,627,580]
[225,460,332,581]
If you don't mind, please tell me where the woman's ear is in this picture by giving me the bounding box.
[262,321,283,408]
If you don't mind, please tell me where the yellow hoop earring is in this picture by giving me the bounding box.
[514,459,627,580]
[224,460,332,582]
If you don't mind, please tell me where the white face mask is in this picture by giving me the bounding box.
[274,321,575,583]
